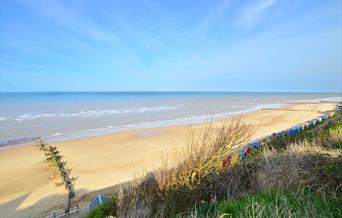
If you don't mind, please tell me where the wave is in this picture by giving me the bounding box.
[2,105,184,122]
[285,96,342,103]
[1,96,339,146]
[40,102,287,142]
[0,102,285,146]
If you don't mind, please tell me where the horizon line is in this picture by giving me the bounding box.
[0,91,341,94]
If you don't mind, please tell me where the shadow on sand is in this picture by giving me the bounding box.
[0,188,90,218]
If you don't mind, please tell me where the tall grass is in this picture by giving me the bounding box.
[116,118,257,217]
[178,189,342,218]
[87,115,342,217]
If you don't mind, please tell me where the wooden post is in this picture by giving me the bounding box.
[37,142,77,215]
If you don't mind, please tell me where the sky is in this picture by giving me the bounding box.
[0,0,341,92]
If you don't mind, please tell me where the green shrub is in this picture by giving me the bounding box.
[110,115,342,217]
[85,196,118,218]
[179,190,342,217]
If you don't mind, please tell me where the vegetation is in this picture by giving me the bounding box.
[261,116,342,150]
[85,114,342,218]
[84,196,118,218]
[175,189,342,218]
[317,120,342,149]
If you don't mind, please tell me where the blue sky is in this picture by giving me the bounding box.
[0,0,341,92]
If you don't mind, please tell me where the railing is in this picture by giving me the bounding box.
[42,205,79,218]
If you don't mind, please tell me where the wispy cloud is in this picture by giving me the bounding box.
[193,0,231,33]
[2,0,341,92]
[15,0,113,41]
[236,0,277,28]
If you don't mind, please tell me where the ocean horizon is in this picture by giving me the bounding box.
[1,91,341,146]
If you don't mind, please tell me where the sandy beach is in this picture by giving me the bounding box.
[0,102,337,218]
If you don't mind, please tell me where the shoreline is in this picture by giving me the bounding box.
[0,102,287,148]
[1,99,340,149]
[0,102,338,218]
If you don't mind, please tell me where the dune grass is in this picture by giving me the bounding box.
[86,114,342,218]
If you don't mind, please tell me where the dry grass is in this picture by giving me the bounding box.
[88,115,342,217]
[116,118,257,217]
[178,138,342,217]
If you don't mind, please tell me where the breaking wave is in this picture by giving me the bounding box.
[2,105,184,122]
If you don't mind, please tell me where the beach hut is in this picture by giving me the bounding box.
[299,123,306,129]
[239,150,246,160]
[249,140,262,150]
[289,125,302,135]
[238,145,251,160]
[282,130,290,137]
[88,195,108,212]
[222,154,231,167]
[231,152,239,165]
[336,104,342,113]
[277,130,288,138]
[316,117,323,123]
[305,121,314,128]
[269,133,278,141]
[275,132,282,139]
[322,114,329,120]
[245,146,252,157]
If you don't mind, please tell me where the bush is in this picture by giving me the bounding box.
[85,196,118,218]
[117,118,257,217]
[318,120,342,149]
[177,190,342,217]
[89,115,342,217]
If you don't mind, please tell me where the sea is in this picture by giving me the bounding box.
[0,92,341,146]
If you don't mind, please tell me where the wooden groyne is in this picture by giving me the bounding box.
[36,140,78,214]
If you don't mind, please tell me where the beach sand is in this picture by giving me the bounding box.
[0,102,337,217]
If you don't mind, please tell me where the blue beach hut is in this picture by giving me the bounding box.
[249,140,262,150]
[289,125,302,135]
[239,150,247,160]
[88,195,108,212]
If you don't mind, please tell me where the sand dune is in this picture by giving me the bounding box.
[0,102,337,218]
